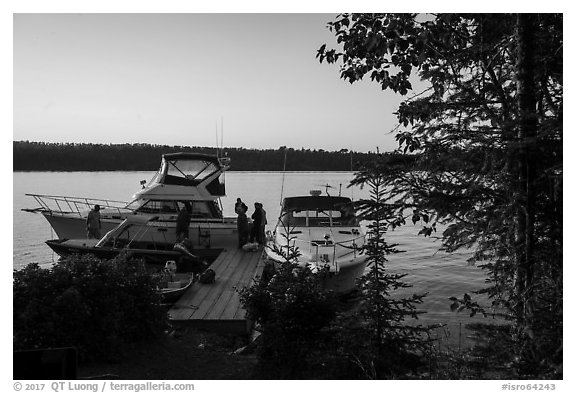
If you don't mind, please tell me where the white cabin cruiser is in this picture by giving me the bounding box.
[265,190,367,293]
[24,153,238,249]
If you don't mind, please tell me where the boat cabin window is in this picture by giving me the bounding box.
[332,207,357,226]
[125,199,222,219]
[280,197,358,227]
[176,200,222,219]
[136,200,178,214]
[282,208,356,227]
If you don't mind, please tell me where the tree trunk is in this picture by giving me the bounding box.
[514,13,538,336]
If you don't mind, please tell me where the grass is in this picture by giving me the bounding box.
[78,327,258,380]
[76,322,529,380]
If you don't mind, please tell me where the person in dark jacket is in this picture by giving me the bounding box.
[176,201,192,242]
[250,202,267,246]
[237,204,249,248]
[259,203,267,245]
[235,198,248,215]
[86,204,102,239]
[250,203,262,244]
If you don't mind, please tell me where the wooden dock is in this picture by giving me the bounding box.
[168,247,266,335]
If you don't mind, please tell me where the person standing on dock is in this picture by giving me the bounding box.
[86,204,101,239]
[260,203,267,246]
[250,202,267,247]
[250,203,261,245]
[235,197,247,214]
[237,203,249,248]
[176,201,192,242]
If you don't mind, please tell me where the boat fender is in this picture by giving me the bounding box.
[198,268,216,284]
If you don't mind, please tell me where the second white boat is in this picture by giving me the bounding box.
[265,190,367,294]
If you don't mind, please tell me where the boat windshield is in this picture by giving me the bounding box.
[167,158,220,182]
[141,153,227,196]
[280,196,357,227]
[157,156,222,187]
[97,216,156,248]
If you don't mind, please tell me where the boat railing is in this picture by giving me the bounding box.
[24,193,131,216]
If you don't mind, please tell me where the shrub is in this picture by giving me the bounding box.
[239,261,339,378]
[13,253,168,362]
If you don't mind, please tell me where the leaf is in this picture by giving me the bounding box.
[418,227,433,236]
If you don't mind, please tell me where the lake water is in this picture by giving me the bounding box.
[13,171,491,346]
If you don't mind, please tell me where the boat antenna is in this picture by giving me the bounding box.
[215,120,220,158]
[317,183,334,196]
[220,117,224,153]
[279,147,287,206]
[350,149,355,201]
[220,117,226,184]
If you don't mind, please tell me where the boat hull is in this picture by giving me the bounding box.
[266,250,368,294]
[160,283,191,303]
[320,255,368,293]
[43,213,239,250]
[45,238,223,269]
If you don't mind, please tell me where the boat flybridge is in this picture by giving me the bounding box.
[265,190,367,293]
[24,153,238,250]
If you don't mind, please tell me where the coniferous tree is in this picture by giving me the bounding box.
[350,161,429,377]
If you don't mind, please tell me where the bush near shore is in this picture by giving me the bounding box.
[13,253,168,362]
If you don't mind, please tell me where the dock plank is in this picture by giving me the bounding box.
[221,253,265,319]
[231,256,267,319]
[192,248,247,319]
[169,248,238,321]
[205,251,256,319]
[168,247,265,334]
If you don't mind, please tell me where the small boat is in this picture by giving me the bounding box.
[45,215,221,269]
[159,276,193,303]
[265,190,367,294]
[156,267,195,303]
[25,152,238,250]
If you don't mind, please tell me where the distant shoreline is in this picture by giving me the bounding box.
[14,141,387,172]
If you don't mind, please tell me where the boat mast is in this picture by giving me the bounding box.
[215,120,220,159]
[279,147,287,206]
[220,117,224,154]
[215,117,224,159]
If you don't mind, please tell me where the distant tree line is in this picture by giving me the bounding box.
[13,141,390,172]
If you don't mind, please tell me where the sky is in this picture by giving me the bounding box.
[13,12,410,153]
